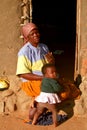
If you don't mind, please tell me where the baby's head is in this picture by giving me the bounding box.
[42,63,57,79]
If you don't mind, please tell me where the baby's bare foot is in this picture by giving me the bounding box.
[54,122,59,127]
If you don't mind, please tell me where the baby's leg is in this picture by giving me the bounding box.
[32,103,45,125]
[46,103,58,127]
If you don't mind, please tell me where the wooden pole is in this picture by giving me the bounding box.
[74,0,81,80]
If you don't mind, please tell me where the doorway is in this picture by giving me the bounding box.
[32,0,76,81]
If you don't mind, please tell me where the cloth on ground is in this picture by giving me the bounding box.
[27,111,68,126]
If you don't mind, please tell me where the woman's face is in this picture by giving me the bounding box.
[28,29,40,47]
[45,67,57,79]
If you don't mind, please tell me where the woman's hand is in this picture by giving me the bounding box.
[29,97,35,108]
[45,52,55,64]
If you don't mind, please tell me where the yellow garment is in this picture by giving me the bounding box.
[21,80,41,97]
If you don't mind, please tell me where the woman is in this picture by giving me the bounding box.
[16,22,55,98]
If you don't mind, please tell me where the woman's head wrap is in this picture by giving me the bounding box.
[21,23,38,44]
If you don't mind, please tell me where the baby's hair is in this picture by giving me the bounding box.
[42,63,55,75]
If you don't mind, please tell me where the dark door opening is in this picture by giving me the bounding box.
[32,0,76,81]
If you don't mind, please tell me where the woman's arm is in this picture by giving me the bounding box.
[45,52,55,64]
[18,73,44,80]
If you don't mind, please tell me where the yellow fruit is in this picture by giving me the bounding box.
[0,80,9,89]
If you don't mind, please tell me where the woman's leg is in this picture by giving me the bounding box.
[29,107,37,120]
[29,99,37,120]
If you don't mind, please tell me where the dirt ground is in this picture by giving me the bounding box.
[0,0,87,130]
[0,112,87,130]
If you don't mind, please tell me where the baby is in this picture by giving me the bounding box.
[30,63,63,127]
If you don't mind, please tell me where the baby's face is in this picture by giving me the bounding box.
[45,67,57,79]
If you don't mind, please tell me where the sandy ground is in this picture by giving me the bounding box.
[0,99,87,130]
[0,112,87,130]
[0,0,87,130]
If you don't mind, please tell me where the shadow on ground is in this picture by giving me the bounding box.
[58,99,75,118]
